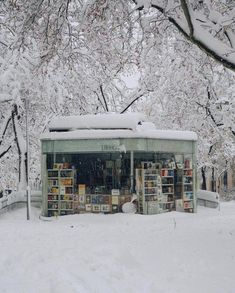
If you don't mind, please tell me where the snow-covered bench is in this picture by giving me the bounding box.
[0,190,42,214]
[197,190,220,209]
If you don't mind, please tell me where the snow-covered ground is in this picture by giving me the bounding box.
[0,202,235,293]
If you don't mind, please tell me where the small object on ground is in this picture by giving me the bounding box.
[122,202,137,213]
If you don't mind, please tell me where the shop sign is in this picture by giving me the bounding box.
[101,144,125,152]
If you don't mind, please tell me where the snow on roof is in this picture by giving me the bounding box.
[49,113,146,131]
[41,129,197,141]
[41,113,197,141]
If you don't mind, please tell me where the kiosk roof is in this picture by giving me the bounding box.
[41,113,197,141]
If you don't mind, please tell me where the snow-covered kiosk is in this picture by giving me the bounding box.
[40,113,197,216]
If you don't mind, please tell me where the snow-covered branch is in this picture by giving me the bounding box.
[134,0,235,71]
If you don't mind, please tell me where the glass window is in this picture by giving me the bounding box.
[47,152,131,195]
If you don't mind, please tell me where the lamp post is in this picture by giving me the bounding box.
[25,98,31,220]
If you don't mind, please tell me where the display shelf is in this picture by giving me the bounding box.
[161,169,174,177]
[48,170,59,176]
[47,170,60,216]
[162,187,174,194]
[136,167,162,215]
[161,172,174,202]
[182,166,194,212]
[47,168,76,216]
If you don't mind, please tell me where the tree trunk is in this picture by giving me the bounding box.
[211,167,215,192]
[11,104,27,189]
[201,167,207,190]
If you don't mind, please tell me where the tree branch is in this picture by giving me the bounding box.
[0,116,12,146]
[120,92,144,114]
[151,4,235,71]
[100,85,109,112]
[133,1,235,71]
[11,104,22,183]
[94,90,106,112]
[0,40,8,47]
[224,30,234,48]
[180,0,194,37]
[196,101,223,127]
[0,146,12,159]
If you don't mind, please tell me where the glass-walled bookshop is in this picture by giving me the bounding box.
[41,112,197,217]
[44,151,196,216]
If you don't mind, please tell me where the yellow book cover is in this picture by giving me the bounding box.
[78,184,86,195]
[112,196,119,205]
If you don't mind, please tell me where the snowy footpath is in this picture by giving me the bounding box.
[0,202,235,293]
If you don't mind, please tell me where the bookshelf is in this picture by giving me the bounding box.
[183,168,194,211]
[161,168,174,211]
[59,169,76,215]
[47,169,76,216]
[136,168,162,215]
[47,170,59,217]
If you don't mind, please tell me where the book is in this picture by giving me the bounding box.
[78,184,86,195]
